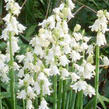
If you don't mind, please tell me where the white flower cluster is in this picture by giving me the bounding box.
[0,0,26,82]
[70,25,95,97]
[16,1,95,108]
[0,52,9,83]
[17,0,75,108]
[17,52,51,109]
[30,0,76,79]
[1,0,26,54]
[90,10,109,46]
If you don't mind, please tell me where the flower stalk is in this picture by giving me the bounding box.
[53,75,57,109]
[79,91,83,109]
[62,80,67,109]
[75,90,83,109]
[66,90,72,109]
[69,91,76,109]
[9,32,16,109]
[23,99,25,109]
[40,81,43,101]
[94,45,99,109]
[57,78,63,109]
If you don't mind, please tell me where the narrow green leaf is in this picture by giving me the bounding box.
[89,0,98,7]
[40,0,45,5]
[98,94,106,109]
[84,97,94,109]
[25,25,37,38]
[99,94,109,103]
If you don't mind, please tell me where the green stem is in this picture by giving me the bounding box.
[66,90,71,109]
[34,97,38,109]
[69,90,76,109]
[76,91,83,109]
[94,45,99,109]
[53,75,57,109]
[69,90,73,108]
[33,54,38,109]
[71,92,76,109]
[57,78,63,109]
[9,32,16,109]
[40,81,43,101]
[69,64,76,109]
[80,91,83,109]
[62,80,67,109]
[23,99,25,109]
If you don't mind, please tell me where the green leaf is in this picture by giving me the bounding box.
[98,94,106,109]
[84,97,94,109]
[40,0,45,5]
[25,25,37,39]
[89,0,98,7]
[0,42,7,50]
[0,92,10,99]
[98,93,109,103]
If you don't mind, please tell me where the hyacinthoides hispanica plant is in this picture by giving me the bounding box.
[1,0,26,108]
[90,10,109,109]
[1,0,109,109]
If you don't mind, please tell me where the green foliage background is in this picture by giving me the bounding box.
[0,0,109,108]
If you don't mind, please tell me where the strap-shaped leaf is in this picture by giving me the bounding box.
[99,94,109,103]
[84,97,95,109]
[98,94,106,109]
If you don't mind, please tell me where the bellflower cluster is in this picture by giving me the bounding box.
[90,10,109,46]
[17,52,51,109]
[0,52,9,83]
[30,0,75,81]
[70,25,95,97]
[17,0,75,108]
[0,0,26,83]
[2,0,26,54]
[29,1,95,107]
